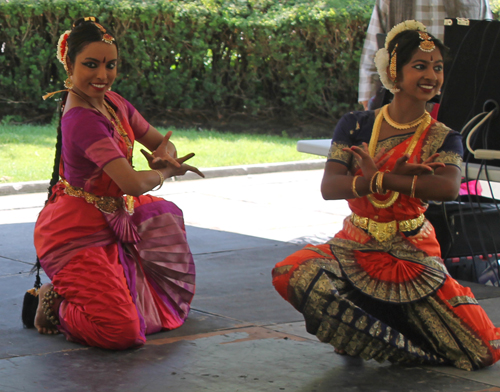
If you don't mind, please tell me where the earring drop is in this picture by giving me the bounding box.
[64,74,73,89]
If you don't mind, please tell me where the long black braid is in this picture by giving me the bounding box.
[23,94,66,328]
[31,93,66,273]
[23,17,117,328]
[22,96,65,328]
[47,96,66,200]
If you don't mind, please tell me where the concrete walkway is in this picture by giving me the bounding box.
[1,167,499,392]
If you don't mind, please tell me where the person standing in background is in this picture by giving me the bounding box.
[358,0,493,110]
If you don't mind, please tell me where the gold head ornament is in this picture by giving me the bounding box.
[418,31,436,52]
[78,17,115,45]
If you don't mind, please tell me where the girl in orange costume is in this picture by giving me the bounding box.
[272,21,500,370]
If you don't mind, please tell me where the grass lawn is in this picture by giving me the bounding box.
[0,124,320,183]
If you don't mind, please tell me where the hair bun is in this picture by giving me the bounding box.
[72,16,100,29]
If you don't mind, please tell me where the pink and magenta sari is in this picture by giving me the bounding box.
[34,92,195,349]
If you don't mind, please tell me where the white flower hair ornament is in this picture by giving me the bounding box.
[374,20,428,94]
[375,47,398,93]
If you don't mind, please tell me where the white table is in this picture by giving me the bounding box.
[297,139,500,182]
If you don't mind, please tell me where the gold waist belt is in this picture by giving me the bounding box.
[350,212,425,242]
[62,179,134,214]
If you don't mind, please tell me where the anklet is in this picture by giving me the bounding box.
[42,287,60,326]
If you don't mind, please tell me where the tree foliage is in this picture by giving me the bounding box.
[0,0,374,128]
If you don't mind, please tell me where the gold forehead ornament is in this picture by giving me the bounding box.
[418,31,435,52]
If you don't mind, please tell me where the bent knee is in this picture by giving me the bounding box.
[100,317,144,350]
[272,263,293,301]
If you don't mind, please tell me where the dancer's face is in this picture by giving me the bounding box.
[67,41,118,100]
[396,48,443,102]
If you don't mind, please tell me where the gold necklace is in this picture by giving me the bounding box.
[101,101,135,213]
[382,104,428,130]
[103,101,133,160]
[366,106,431,209]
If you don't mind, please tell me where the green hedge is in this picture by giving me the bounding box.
[0,0,373,128]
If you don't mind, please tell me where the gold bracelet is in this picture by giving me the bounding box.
[369,171,379,194]
[376,171,388,195]
[352,175,361,198]
[410,175,418,198]
[152,169,164,191]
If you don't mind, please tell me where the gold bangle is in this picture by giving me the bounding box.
[376,171,388,195]
[152,169,164,191]
[369,171,379,194]
[410,175,418,198]
[352,175,361,198]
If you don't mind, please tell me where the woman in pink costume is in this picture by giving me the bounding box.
[27,17,203,349]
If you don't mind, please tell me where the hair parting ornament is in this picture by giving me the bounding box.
[417,31,436,52]
[77,16,115,45]
[374,20,433,93]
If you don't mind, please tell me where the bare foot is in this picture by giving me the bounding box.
[34,283,62,335]
[335,348,347,355]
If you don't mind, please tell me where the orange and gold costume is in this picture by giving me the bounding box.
[272,110,500,370]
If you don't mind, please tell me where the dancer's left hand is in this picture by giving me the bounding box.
[392,153,445,176]
[142,131,180,169]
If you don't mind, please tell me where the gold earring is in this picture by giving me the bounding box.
[64,74,73,89]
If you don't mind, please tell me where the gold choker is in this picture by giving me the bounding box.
[382,105,428,130]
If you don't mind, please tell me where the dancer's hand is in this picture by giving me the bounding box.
[392,153,445,176]
[343,143,381,179]
[373,145,390,169]
[393,154,429,176]
[166,153,205,179]
[421,153,446,174]
[142,149,204,178]
[141,131,180,169]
